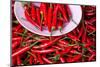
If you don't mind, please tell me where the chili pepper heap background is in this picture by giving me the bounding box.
[12,1,96,66]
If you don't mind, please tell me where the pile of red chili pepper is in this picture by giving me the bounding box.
[24,2,71,32]
[12,1,96,66]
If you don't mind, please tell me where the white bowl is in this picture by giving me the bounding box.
[14,2,82,36]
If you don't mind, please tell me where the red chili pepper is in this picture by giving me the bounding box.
[13,24,22,32]
[12,41,20,49]
[67,33,79,41]
[12,37,22,42]
[58,4,69,22]
[40,3,47,26]
[66,54,82,62]
[70,50,80,54]
[65,5,72,19]
[52,46,62,50]
[32,36,62,49]
[38,39,49,43]
[29,55,33,64]
[85,12,95,16]
[72,29,78,36]
[37,54,44,64]
[73,45,80,49]
[31,48,55,54]
[88,54,95,61]
[85,17,96,25]
[89,17,96,24]
[61,46,72,54]
[58,19,63,32]
[78,25,84,38]
[58,40,68,45]
[66,57,74,63]
[31,52,38,64]
[26,40,35,43]
[51,4,59,31]
[85,6,96,12]
[30,3,36,21]
[84,37,92,48]
[47,4,53,32]
[87,47,94,53]
[73,54,82,61]
[56,51,65,63]
[36,8,42,31]
[12,46,30,57]
[12,57,17,65]
[65,5,78,25]
[42,56,53,64]
[60,57,65,63]
[87,25,96,31]
[24,5,41,30]
[82,30,87,43]
[17,56,22,65]
[12,41,38,57]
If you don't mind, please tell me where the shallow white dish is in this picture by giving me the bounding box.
[14,2,82,36]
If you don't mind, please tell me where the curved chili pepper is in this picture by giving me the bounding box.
[30,3,36,21]
[12,46,30,58]
[65,5,78,25]
[87,25,96,31]
[47,4,53,32]
[66,54,82,62]
[52,46,62,50]
[78,25,84,38]
[56,50,65,63]
[36,8,42,31]
[65,5,72,19]
[73,54,82,62]
[85,6,96,12]
[67,33,79,41]
[32,36,62,49]
[85,12,95,16]
[12,57,17,65]
[58,4,69,22]
[40,3,47,26]
[51,4,59,31]
[84,37,92,48]
[31,48,55,54]
[70,50,80,54]
[58,19,63,32]
[58,40,68,45]
[42,56,53,64]
[85,17,96,25]
[24,5,41,30]
[13,24,22,32]
[82,30,87,43]
[12,37,22,42]
[37,54,44,64]
[17,56,22,65]
[12,41,20,49]
[61,46,72,54]
[29,55,33,64]
[88,54,95,61]
[60,57,65,63]
[12,41,38,57]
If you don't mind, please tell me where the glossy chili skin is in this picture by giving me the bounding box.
[47,4,53,32]
[12,3,96,65]
[24,5,41,30]
[51,4,59,31]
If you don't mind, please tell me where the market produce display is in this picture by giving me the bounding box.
[12,1,96,66]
